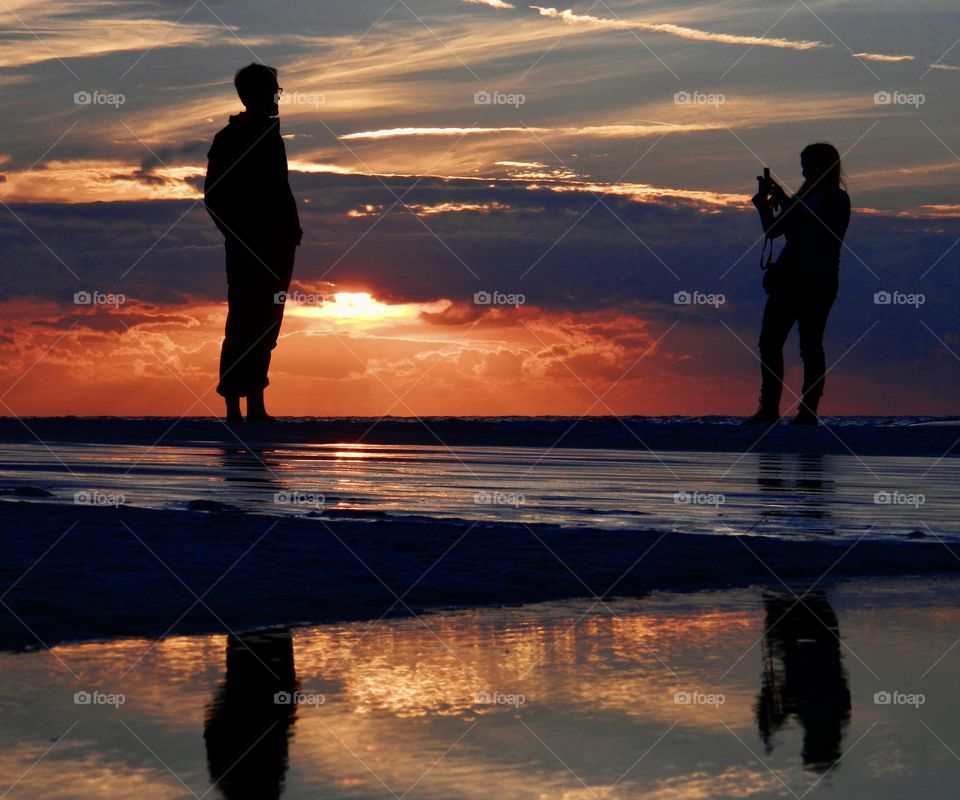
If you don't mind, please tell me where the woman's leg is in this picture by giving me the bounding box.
[796,284,838,417]
[756,292,799,415]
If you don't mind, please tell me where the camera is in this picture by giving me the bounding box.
[759,166,780,210]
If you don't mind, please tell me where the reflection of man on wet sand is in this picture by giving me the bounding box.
[756,590,851,771]
[204,629,298,799]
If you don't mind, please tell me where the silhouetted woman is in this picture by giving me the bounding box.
[748,144,851,425]
[756,590,851,771]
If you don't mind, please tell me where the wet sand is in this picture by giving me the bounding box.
[2,577,958,799]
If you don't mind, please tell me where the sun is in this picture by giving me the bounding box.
[326,292,397,319]
[286,290,445,325]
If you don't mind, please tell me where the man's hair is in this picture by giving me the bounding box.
[234,63,278,107]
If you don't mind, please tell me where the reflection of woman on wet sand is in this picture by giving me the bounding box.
[204,629,298,799]
[756,453,834,534]
[756,590,851,771]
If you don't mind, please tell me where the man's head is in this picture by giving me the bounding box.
[234,63,280,115]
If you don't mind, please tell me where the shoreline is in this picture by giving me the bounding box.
[2,501,958,651]
[0,415,957,456]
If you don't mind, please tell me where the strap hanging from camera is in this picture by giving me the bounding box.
[760,233,774,270]
[759,167,776,271]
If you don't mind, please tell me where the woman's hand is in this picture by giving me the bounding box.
[753,176,788,210]
[769,181,788,207]
[752,176,770,207]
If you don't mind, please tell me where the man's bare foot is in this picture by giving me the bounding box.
[225,396,242,423]
[246,389,275,422]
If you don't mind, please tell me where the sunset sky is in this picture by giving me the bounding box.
[1,0,958,416]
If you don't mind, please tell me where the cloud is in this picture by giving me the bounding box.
[853,52,915,63]
[347,200,515,217]
[462,0,515,8]
[530,6,828,51]
[1,176,958,414]
[340,122,726,141]
[0,13,242,69]
[39,308,200,333]
[0,160,203,203]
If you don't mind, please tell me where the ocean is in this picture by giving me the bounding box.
[1,416,956,541]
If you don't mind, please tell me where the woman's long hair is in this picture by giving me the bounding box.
[797,142,844,200]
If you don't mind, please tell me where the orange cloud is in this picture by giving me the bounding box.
[0,160,203,203]
[0,5,240,68]
[0,292,708,417]
[340,123,727,141]
[463,0,515,8]
[530,6,829,50]
[853,52,915,63]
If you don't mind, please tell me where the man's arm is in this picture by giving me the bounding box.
[204,136,236,240]
[275,135,302,246]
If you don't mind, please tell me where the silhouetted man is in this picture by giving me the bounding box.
[205,63,302,422]
[204,629,298,799]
